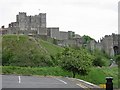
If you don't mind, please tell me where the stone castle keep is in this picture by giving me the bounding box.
[8,12,47,35]
[0,12,120,56]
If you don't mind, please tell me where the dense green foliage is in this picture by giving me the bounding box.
[82,35,94,44]
[114,55,120,65]
[92,49,110,67]
[92,56,105,67]
[60,47,93,77]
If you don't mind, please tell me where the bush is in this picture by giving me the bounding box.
[92,49,110,67]
[60,47,93,78]
[92,56,106,67]
[115,55,120,65]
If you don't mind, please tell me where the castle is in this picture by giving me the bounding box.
[0,12,120,56]
[88,34,120,56]
[8,12,47,35]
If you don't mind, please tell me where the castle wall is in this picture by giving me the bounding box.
[5,12,120,56]
[68,31,75,39]
[88,40,96,51]
[57,38,83,47]
[38,28,47,35]
[101,35,114,56]
[47,27,60,40]
[59,31,68,40]
[95,43,102,51]
[74,34,81,38]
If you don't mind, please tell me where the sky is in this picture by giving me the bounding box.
[0,0,119,41]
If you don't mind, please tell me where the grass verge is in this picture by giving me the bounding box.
[77,66,118,88]
[1,66,72,77]
[1,66,118,88]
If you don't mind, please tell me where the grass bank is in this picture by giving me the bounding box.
[2,35,64,67]
[77,66,118,88]
[1,66,72,77]
[39,39,64,55]
[1,66,118,88]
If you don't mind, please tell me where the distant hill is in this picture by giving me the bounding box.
[2,35,63,67]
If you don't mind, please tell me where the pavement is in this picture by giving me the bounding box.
[110,61,118,67]
[1,75,100,90]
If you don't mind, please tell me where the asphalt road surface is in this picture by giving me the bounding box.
[2,75,86,89]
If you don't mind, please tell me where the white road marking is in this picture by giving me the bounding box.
[76,79,97,87]
[76,83,88,88]
[18,76,21,83]
[54,78,67,84]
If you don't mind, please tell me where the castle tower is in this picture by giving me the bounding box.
[37,13,47,35]
[17,12,27,30]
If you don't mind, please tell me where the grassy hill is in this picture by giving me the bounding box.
[2,35,63,67]
[1,35,119,88]
[39,39,63,55]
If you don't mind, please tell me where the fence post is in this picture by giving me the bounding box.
[106,77,113,90]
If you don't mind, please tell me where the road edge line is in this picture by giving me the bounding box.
[54,78,67,84]
[66,77,100,88]
[76,78,100,88]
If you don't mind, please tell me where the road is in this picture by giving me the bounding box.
[2,75,100,90]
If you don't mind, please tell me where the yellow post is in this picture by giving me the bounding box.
[99,84,106,88]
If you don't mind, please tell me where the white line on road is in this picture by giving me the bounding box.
[76,83,88,88]
[18,76,21,83]
[54,78,67,84]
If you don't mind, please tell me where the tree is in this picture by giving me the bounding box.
[82,35,94,44]
[92,56,105,67]
[92,49,110,67]
[60,47,93,78]
[115,55,120,65]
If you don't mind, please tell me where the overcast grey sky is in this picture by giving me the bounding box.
[0,0,119,40]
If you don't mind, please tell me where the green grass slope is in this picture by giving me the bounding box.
[2,35,63,66]
[77,67,118,88]
[39,39,63,55]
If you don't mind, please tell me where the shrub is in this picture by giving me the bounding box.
[60,47,93,78]
[92,56,106,67]
[115,55,120,65]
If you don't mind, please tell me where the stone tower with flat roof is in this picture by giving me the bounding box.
[9,12,47,35]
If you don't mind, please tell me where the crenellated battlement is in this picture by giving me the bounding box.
[19,12,26,14]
